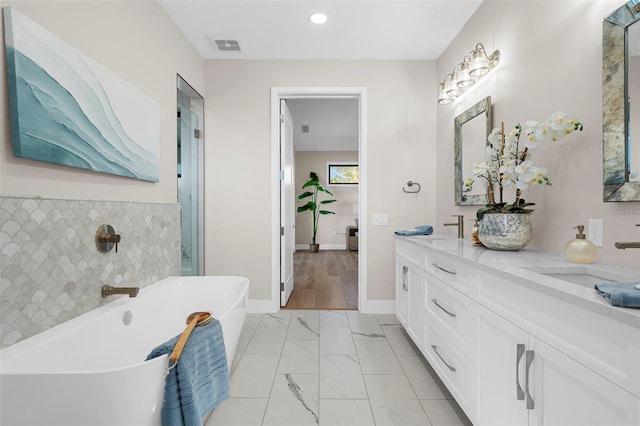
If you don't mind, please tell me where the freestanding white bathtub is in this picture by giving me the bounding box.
[0,275,249,426]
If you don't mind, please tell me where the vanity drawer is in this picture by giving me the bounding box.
[425,252,472,294]
[396,239,424,267]
[425,323,474,416]
[425,274,475,357]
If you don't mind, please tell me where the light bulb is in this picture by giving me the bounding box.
[438,83,454,104]
[445,73,462,97]
[469,46,489,77]
[456,59,473,88]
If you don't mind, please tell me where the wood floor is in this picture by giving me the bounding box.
[283,250,358,310]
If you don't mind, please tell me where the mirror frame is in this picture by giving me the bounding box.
[603,0,640,201]
[454,96,491,206]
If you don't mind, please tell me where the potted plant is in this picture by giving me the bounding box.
[297,172,337,252]
[464,112,583,250]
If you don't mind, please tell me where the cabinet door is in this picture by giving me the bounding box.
[407,266,426,349]
[395,260,409,327]
[528,337,640,426]
[476,306,529,426]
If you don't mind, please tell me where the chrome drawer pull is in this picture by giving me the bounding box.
[402,266,408,291]
[431,299,456,318]
[431,345,456,372]
[516,344,525,401]
[431,263,456,275]
[525,350,535,410]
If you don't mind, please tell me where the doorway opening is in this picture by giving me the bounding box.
[271,87,368,313]
[177,75,204,276]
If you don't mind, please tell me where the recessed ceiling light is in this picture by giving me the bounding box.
[309,12,328,25]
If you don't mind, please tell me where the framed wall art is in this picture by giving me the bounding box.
[3,7,160,182]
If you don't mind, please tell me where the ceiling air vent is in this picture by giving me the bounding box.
[301,125,310,133]
[213,39,241,52]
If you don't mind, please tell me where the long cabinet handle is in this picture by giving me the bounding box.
[525,350,535,410]
[431,263,456,275]
[515,344,525,401]
[402,266,408,291]
[431,299,456,318]
[431,345,456,372]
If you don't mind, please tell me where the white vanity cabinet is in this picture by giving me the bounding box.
[477,305,640,426]
[395,236,640,425]
[396,239,477,416]
[395,241,428,348]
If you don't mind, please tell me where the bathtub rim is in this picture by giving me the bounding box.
[0,275,250,373]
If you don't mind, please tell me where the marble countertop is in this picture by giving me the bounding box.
[396,234,640,329]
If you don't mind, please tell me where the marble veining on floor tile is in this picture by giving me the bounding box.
[209,310,472,426]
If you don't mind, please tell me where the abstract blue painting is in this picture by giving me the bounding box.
[3,7,160,182]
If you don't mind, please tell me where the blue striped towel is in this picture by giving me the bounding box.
[146,318,229,426]
[594,282,640,308]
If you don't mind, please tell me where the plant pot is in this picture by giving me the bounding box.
[478,213,532,251]
[309,243,320,253]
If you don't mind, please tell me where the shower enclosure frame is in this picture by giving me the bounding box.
[177,75,204,276]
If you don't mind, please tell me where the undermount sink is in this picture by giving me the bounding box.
[521,265,638,288]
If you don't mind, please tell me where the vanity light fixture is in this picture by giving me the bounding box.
[438,43,500,105]
[309,12,328,24]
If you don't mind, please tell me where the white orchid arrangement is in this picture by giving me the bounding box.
[465,112,583,220]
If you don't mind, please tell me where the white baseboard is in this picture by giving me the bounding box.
[295,243,347,251]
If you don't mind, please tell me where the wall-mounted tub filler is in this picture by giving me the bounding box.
[101,285,139,298]
[95,224,121,253]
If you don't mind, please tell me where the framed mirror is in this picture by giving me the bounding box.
[603,0,640,201]
[454,96,491,205]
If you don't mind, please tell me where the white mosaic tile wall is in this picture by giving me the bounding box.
[0,197,180,348]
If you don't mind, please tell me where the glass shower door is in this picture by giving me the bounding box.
[177,103,200,276]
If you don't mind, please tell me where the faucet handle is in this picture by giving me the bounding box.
[96,224,121,253]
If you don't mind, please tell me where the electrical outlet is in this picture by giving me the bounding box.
[588,219,604,247]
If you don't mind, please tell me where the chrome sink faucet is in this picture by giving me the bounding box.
[614,224,640,249]
[101,285,139,298]
[444,214,464,239]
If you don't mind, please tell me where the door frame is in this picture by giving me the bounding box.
[270,87,368,312]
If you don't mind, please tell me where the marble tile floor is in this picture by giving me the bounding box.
[207,310,472,426]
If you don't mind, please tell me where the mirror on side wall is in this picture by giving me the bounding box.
[603,0,640,201]
[454,96,491,206]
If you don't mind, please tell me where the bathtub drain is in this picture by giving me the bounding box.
[122,310,133,326]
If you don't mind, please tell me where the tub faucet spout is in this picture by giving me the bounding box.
[101,285,139,298]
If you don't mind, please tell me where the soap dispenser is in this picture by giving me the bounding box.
[564,225,597,264]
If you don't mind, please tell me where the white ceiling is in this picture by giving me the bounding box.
[159,0,483,151]
[286,99,359,151]
[158,0,482,60]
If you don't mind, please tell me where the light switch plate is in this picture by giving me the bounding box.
[372,213,388,226]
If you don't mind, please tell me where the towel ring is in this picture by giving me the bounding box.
[403,181,421,193]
